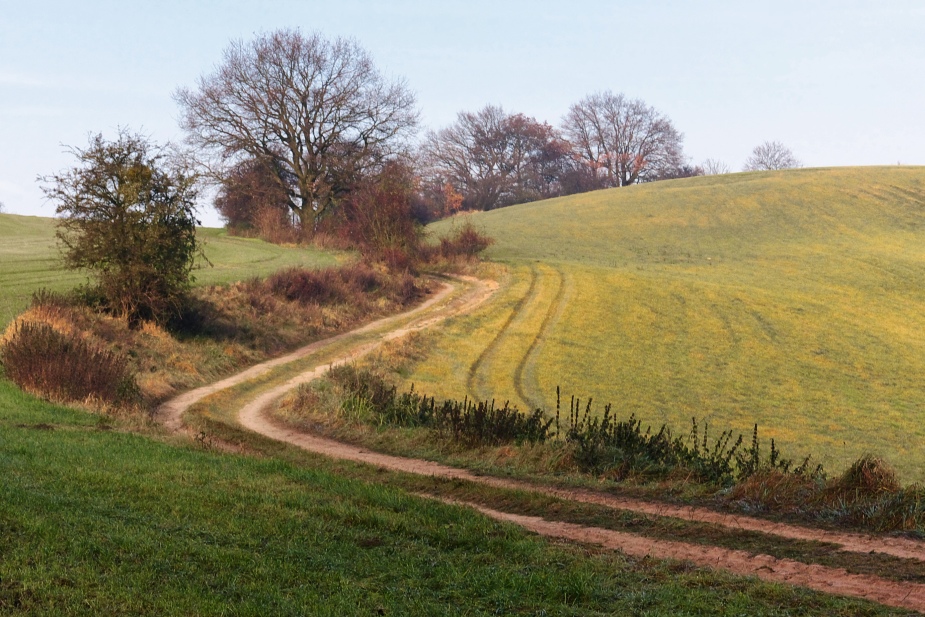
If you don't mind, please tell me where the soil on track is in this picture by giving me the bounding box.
[158,276,925,613]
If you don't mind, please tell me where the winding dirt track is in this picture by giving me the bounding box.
[158,277,925,613]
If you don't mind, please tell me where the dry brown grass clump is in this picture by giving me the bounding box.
[827,455,901,498]
[723,454,925,532]
[1,320,137,407]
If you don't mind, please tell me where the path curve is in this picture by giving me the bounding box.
[157,276,495,431]
[158,274,925,613]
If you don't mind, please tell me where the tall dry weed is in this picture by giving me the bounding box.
[1,321,138,405]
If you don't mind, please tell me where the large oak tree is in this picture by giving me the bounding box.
[176,29,418,237]
[563,91,684,187]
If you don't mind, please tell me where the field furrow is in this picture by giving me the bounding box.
[513,264,567,411]
[466,264,539,403]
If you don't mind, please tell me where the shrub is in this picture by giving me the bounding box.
[265,264,421,309]
[41,130,202,327]
[0,321,137,406]
[266,267,358,305]
[214,157,299,243]
[437,221,494,259]
[559,390,821,485]
[328,161,423,265]
[561,394,744,482]
[326,365,553,446]
[433,398,553,447]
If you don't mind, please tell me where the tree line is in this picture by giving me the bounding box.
[174,29,801,236]
[39,28,801,324]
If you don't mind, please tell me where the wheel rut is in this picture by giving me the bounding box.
[466,264,538,401]
[158,274,925,613]
[513,264,567,411]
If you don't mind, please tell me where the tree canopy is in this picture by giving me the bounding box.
[176,29,418,238]
[563,91,685,187]
[421,105,575,211]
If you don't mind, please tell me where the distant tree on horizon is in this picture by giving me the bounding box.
[702,158,731,175]
[743,141,802,171]
[421,105,575,211]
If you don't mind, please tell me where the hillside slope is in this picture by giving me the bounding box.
[417,167,925,479]
[0,214,341,328]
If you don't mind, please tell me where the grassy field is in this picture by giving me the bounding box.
[4,384,903,615]
[414,167,925,480]
[0,198,918,613]
[0,214,342,329]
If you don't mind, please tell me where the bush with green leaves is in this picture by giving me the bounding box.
[41,130,202,326]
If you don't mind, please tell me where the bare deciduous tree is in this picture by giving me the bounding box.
[421,105,573,211]
[562,91,685,188]
[743,141,802,171]
[701,158,731,175]
[175,29,418,238]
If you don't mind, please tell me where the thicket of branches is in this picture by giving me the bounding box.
[171,28,724,239]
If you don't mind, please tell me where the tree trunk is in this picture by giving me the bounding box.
[298,206,314,242]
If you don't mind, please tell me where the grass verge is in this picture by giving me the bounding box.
[2,380,908,615]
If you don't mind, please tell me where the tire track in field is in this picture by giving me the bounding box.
[513,265,567,411]
[233,404,925,611]
[465,264,539,402]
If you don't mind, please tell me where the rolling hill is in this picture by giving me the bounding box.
[416,166,925,479]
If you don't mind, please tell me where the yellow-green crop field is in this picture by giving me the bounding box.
[0,213,342,329]
[415,167,925,480]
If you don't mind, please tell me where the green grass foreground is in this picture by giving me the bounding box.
[0,381,903,616]
[0,215,341,329]
[418,167,925,480]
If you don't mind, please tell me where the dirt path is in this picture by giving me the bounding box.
[444,498,925,613]
[157,276,495,432]
[159,275,925,613]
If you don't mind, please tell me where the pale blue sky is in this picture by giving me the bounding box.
[2,0,923,226]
